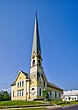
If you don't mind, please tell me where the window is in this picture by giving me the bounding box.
[19,91,20,96]
[41,74,44,80]
[68,97,71,100]
[72,97,74,100]
[22,81,24,86]
[38,55,41,59]
[37,72,40,77]
[17,90,21,96]
[17,89,24,96]
[17,81,24,87]
[59,93,60,98]
[17,90,19,96]
[31,88,35,90]
[38,60,41,66]
[55,92,57,98]
[20,81,21,87]
[50,91,52,97]
[17,82,19,88]
[44,81,45,87]
[65,98,67,100]
[21,89,24,96]
[32,60,35,66]
[13,91,14,97]
[39,88,41,96]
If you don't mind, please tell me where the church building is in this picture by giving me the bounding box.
[11,13,63,100]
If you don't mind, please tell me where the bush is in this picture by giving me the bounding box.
[42,90,49,100]
[0,91,11,101]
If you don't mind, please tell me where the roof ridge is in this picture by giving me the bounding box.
[48,82,63,91]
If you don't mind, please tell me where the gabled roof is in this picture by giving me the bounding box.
[63,90,78,96]
[47,82,63,91]
[11,70,29,86]
[15,70,28,81]
[11,82,16,86]
[20,70,28,77]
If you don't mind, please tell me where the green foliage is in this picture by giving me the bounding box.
[0,91,11,101]
[0,94,3,101]
[42,90,49,100]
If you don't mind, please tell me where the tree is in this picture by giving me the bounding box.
[42,89,49,100]
[3,91,11,101]
[0,93,3,101]
[0,91,11,101]
[0,91,4,101]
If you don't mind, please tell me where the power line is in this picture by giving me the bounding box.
[0,84,10,86]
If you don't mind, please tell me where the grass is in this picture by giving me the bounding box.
[0,101,47,110]
[0,100,45,106]
[50,100,78,106]
[0,100,78,109]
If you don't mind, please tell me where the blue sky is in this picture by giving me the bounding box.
[0,0,78,91]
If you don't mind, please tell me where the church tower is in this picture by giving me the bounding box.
[11,12,63,101]
[30,12,47,99]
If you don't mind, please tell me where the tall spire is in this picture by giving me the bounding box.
[31,12,42,58]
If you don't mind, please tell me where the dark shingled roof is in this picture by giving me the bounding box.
[11,82,16,86]
[20,70,28,77]
[47,82,63,91]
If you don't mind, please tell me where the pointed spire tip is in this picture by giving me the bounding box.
[35,10,37,16]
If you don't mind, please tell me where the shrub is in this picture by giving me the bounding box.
[42,90,49,100]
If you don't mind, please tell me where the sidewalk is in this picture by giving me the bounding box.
[0,105,62,110]
[47,105,62,110]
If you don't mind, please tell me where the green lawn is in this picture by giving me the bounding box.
[0,100,78,108]
[50,100,78,106]
[0,101,47,110]
[0,100,45,106]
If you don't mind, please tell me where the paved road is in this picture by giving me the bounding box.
[47,105,78,110]
[53,105,78,110]
[62,105,78,110]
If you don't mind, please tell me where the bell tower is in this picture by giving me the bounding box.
[30,12,47,99]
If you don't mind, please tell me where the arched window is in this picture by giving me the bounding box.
[68,97,71,100]
[31,88,35,90]
[39,88,41,96]
[50,91,52,97]
[38,60,41,66]
[32,60,35,66]
[44,81,45,87]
